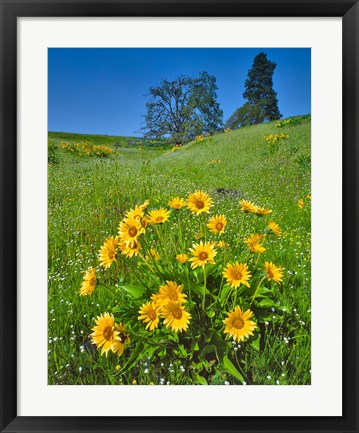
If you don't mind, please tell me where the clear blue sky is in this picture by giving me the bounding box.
[48,48,310,136]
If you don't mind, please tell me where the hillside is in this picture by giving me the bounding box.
[48,115,311,385]
[48,131,169,148]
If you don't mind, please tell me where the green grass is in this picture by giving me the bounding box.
[48,131,170,149]
[48,131,137,147]
[48,116,311,385]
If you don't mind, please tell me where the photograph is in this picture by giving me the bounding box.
[1,0,358,430]
[48,47,312,386]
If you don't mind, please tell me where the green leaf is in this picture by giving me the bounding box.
[178,344,188,357]
[257,298,277,308]
[250,333,260,351]
[146,346,161,358]
[167,332,179,343]
[195,374,208,385]
[210,331,230,360]
[220,284,231,302]
[223,355,244,383]
[206,309,215,318]
[119,284,146,299]
[256,286,272,297]
[158,348,167,357]
[118,341,144,373]
[191,341,200,352]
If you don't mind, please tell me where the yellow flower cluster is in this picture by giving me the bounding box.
[91,313,130,357]
[245,233,266,254]
[207,159,221,166]
[239,199,272,215]
[297,194,311,209]
[79,189,286,361]
[275,118,292,128]
[264,133,289,143]
[139,281,191,333]
[60,140,113,157]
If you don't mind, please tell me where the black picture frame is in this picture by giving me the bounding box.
[0,1,358,432]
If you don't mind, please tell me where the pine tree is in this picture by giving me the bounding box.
[243,52,282,121]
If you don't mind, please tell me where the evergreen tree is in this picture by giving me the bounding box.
[243,52,281,121]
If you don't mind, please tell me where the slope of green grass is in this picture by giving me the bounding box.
[48,131,170,149]
[48,116,311,385]
[48,131,137,147]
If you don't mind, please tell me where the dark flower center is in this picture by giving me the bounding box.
[199,252,208,261]
[216,222,224,231]
[103,326,113,341]
[233,318,244,329]
[232,271,242,280]
[169,291,178,301]
[196,200,204,209]
[172,308,183,320]
[148,310,157,321]
[128,227,138,237]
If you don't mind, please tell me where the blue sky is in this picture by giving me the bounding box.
[48,48,311,136]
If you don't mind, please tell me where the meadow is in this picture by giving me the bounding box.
[48,115,311,385]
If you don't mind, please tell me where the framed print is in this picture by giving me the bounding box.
[0,1,358,432]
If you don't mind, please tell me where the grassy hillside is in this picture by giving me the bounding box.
[48,131,170,149]
[48,116,311,385]
[48,131,137,147]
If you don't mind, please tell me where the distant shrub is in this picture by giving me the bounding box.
[276,115,310,128]
[275,119,293,128]
[48,140,60,165]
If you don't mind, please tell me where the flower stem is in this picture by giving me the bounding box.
[250,276,266,306]
[176,212,184,248]
[99,282,117,296]
[254,253,261,268]
[185,266,192,302]
[140,234,168,284]
[199,213,208,242]
[237,213,245,244]
[154,224,170,262]
[202,267,207,310]
[224,287,233,306]
[120,256,150,291]
[233,288,238,309]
